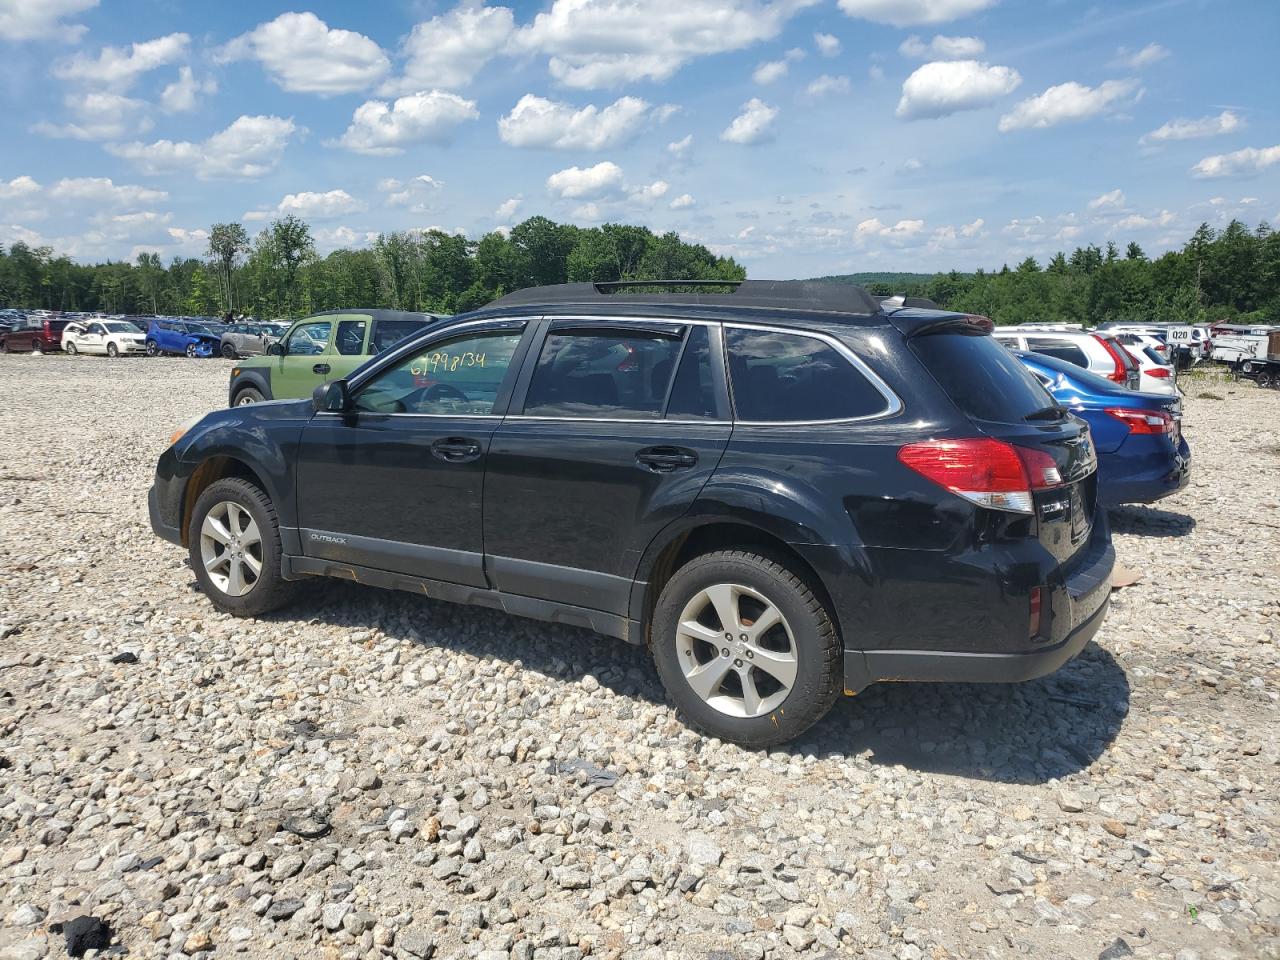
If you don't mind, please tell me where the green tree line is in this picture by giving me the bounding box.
[0,215,745,318]
[2,215,1276,325]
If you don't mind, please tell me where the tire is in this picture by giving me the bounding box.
[650,549,841,747]
[222,342,238,359]
[186,343,197,358]
[188,477,298,617]
[233,386,265,406]
[146,340,159,357]
[32,340,44,355]
[106,342,119,358]
[65,341,78,355]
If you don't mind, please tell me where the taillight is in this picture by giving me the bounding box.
[1145,367,1171,378]
[897,438,1062,515]
[1092,334,1129,384]
[1105,407,1172,435]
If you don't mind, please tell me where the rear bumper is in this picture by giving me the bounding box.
[1098,439,1191,506]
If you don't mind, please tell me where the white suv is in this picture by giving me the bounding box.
[992,326,1141,390]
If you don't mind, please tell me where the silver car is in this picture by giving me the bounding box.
[219,323,284,359]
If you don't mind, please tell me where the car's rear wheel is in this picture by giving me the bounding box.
[146,340,159,357]
[186,343,198,358]
[189,478,297,617]
[651,549,841,747]
[106,342,119,358]
[31,340,44,355]
[233,386,265,406]
[65,341,78,355]
[222,343,238,359]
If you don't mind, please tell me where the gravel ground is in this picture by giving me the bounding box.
[1,355,1277,960]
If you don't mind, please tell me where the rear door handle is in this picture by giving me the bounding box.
[636,446,698,473]
[432,437,483,463]
[313,363,331,375]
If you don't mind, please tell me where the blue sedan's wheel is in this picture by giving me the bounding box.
[146,340,159,357]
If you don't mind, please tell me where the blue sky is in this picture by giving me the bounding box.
[1,0,1277,278]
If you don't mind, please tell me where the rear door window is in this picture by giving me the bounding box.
[1025,337,1089,368]
[726,327,888,422]
[370,319,427,354]
[910,331,1054,423]
[522,326,685,420]
[335,318,368,356]
[665,325,719,420]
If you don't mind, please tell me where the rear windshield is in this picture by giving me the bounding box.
[911,331,1055,423]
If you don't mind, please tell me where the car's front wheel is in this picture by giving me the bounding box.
[189,477,297,617]
[106,342,119,358]
[65,341,78,355]
[650,549,842,747]
[233,386,265,406]
[186,343,198,358]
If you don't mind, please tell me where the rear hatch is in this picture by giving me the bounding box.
[46,319,70,342]
[904,318,1099,564]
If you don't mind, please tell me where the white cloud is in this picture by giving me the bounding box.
[0,177,42,201]
[721,98,779,145]
[546,161,624,199]
[333,91,479,155]
[33,92,152,141]
[668,134,694,157]
[631,180,669,203]
[313,226,379,253]
[495,196,522,220]
[1088,188,1126,211]
[753,60,790,84]
[815,32,841,56]
[856,217,926,238]
[572,203,602,221]
[0,0,97,41]
[896,60,1021,120]
[1115,210,1176,230]
[898,34,984,59]
[807,75,851,97]
[869,64,885,82]
[107,115,298,180]
[497,94,664,150]
[1191,144,1280,179]
[960,217,984,237]
[669,193,696,210]
[271,190,365,220]
[1112,43,1169,69]
[1143,110,1242,143]
[384,3,515,94]
[999,79,1139,132]
[47,177,167,207]
[53,33,189,90]
[379,175,444,212]
[838,0,996,27]
[217,12,389,95]
[515,0,820,89]
[160,67,217,114]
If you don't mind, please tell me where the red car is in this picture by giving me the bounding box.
[0,316,69,354]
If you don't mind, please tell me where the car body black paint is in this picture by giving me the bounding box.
[150,288,1115,693]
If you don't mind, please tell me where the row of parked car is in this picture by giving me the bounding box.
[0,310,291,359]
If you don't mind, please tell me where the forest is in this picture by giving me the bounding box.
[1,215,1276,326]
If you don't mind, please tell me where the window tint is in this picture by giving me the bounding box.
[89,323,106,335]
[335,318,368,356]
[370,319,426,354]
[286,320,332,356]
[665,325,718,420]
[523,327,685,419]
[1025,337,1088,369]
[910,332,1055,423]
[354,329,523,416]
[726,327,887,422]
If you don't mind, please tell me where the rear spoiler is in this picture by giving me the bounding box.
[886,309,994,338]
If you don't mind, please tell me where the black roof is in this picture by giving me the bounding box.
[489,280,882,317]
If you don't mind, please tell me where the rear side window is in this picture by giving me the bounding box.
[371,319,425,354]
[726,327,887,422]
[523,328,684,420]
[665,325,718,420]
[335,318,368,356]
[1025,336,1088,369]
[910,332,1054,423]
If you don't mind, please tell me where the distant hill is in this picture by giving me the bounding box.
[809,272,942,286]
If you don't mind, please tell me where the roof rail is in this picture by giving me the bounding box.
[487,279,883,315]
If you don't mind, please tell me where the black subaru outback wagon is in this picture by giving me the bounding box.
[149,280,1114,746]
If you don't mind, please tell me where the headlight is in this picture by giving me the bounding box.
[168,414,203,447]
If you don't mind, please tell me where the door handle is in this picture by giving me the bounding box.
[313,363,331,375]
[431,437,482,463]
[636,446,698,473]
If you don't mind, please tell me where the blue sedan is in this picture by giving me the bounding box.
[1016,351,1191,507]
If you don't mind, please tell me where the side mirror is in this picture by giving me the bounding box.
[267,341,284,356]
[313,380,351,414]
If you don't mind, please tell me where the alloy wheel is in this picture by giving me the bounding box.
[199,501,263,597]
[675,582,798,718]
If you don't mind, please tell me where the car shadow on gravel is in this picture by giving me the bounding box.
[1108,504,1196,537]
[256,579,1129,784]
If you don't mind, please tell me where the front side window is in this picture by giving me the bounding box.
[726,327,888,422]
[1025,337,1088,369]
[354,329,524,416]
[286,320,332,356]
[89,323,106,335]
[523,327,685,419]
[335,318,368,356]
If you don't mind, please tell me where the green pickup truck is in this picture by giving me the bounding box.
[227,309,441,406]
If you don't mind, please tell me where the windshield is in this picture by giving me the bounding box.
[105,322,142,334]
